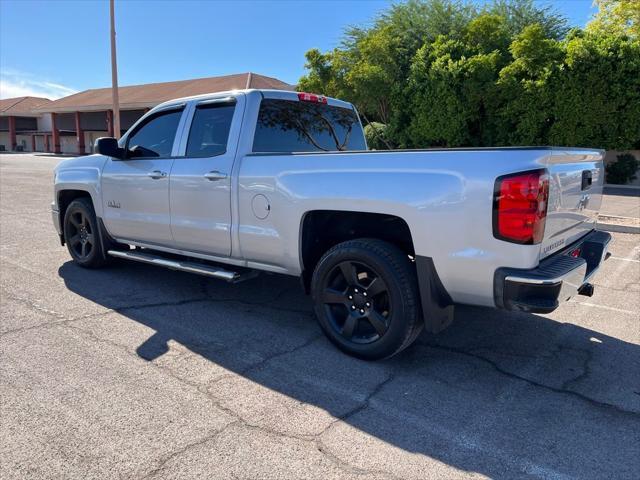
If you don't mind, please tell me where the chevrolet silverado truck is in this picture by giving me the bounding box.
[51,89,611,359]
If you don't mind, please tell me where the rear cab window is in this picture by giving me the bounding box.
[252,98,366,153]
[186,101,236,158]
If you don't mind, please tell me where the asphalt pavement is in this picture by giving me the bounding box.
[1,154,639,480]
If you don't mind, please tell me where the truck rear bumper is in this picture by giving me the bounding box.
[494,230,612,314]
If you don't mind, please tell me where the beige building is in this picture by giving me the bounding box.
[33,72,292,154]
[0,96,52,152]
[1,72,291,154]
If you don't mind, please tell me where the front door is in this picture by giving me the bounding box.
[169,97,241,256]
[101,107,184,246]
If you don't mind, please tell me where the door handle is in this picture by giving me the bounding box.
[204,171,228,181]
[147,170,167,179]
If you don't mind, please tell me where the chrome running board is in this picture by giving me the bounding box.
[107,249,258,283]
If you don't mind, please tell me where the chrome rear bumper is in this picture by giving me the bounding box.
[494,230,612,313]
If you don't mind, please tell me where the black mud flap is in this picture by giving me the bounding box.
[415,256,455,334]
[97,217,124,261]
[96,218,111,261]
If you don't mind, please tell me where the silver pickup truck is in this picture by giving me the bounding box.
[52,89,611,359]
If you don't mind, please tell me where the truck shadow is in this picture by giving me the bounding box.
[58,260,640,479]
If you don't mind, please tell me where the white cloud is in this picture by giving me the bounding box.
[0,69,77,100]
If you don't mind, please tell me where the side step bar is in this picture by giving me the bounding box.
[107,249,258,283]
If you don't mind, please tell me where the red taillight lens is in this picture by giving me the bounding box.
[493,170,549,244]
[297,92,328,104]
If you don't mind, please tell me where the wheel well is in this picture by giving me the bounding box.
[58,190,92,235]
[300,210,415,292]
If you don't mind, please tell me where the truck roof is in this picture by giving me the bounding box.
[152,89,355,112]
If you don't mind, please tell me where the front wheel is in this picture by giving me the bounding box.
[63,197,109,268]
[311,239,423,360]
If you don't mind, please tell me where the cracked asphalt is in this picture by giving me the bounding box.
[1,154,639,480]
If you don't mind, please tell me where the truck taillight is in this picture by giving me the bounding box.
[493,169,549,244]
[297,92,327,104]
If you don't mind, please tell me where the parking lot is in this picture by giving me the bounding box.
[1,153,639,479]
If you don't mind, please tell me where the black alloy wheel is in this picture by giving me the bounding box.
[320,260,391,344]
[63,197,109,268]
[67,209,95,261]
[311,238,422,360]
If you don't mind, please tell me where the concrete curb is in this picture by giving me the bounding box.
[0,152,77,158]
[604,184,640,191]
[33,153,78,158]
[597,223,640,234]
[597,215,640,234]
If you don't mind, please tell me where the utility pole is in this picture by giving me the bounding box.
[110,0,121,139]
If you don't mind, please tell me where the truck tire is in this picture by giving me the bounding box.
[311,238,423,360]
[63,197,109,269]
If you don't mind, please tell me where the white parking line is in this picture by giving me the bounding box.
[610,256,640,263]
[570,301,637,315]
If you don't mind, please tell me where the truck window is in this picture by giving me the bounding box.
[126,109,183,158]
[185,103,235,158]
[252,99,366,153]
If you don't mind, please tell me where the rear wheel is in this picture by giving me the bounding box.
[63,198,109,268]
[311,239,422,360]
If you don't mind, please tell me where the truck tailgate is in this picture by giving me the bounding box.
[540,149,604,259]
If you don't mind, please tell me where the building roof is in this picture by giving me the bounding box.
[35,73,294,113]
[0,96,52,117]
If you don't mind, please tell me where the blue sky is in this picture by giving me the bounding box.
[0,0,597,100]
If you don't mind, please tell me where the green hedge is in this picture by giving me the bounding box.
[299,0,640,151]
[606,154,640,184]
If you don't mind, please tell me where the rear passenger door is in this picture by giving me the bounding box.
[169,96,242,256]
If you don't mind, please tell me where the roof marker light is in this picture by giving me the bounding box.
[297,92,327,104]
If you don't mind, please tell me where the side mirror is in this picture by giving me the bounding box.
[94,137,124,159]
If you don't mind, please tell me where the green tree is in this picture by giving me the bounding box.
[298,0,475,126]
[548,30,640,149]
[483,0,568,39]
[344,25,399,124]
[297,0,640,151]
[364,122,391,150]
[588,0,639,37]
[495,24,564,145]
[399,14,512,147]
[298,48,351,101]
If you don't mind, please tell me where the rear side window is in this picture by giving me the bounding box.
[253,99,366,153]
[127,109,183,158]
[186,102,235,157]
